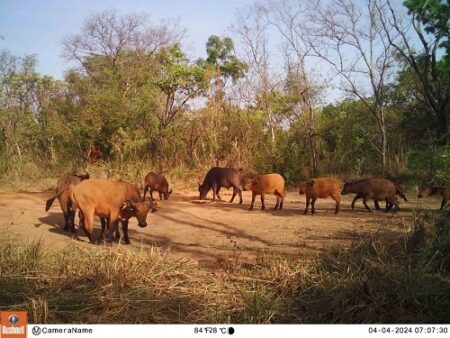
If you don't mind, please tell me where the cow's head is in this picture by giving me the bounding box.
[198,182,208,200]
[163,189,173,200]
[243,179,253,191]
[120,200,157,228]
[298,181,307,194]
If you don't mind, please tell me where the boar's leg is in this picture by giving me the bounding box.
[260,193,266,210]
[249,192,256,211]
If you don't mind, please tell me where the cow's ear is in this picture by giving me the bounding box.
[198,182,201,188]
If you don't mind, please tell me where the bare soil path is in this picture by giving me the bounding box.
[0,189,438,268]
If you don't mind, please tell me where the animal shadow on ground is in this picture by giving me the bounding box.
[37,212,100,242]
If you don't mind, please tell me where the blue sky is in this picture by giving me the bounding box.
[0,0,254,79]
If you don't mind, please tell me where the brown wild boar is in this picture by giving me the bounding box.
[63,179,156,244]
[243,173,286,211]
[299,177,340,215]
[198,167,243,203]
[341,178,400,212]
[418,185,449,210]
[45,173,89,232]
[143,172,172,201]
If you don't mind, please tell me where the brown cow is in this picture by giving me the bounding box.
[243,173,286,211]
[341,178,400,213]
[418,185,449,210]
[299,177,340,215]
[143,172,172,201]
[45,173,89,232]
[66,179,155,244]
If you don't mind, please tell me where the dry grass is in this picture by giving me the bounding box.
[0,210,449,324]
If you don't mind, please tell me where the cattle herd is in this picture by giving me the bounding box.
[45,166,449,245]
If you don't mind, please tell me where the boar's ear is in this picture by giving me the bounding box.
[307,179,315,186]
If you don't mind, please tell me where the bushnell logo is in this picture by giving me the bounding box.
[1,311,27,338]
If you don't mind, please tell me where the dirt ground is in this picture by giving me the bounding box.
[0,188,441,268]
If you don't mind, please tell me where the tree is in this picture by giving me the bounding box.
[377,0,450,144]
[303,0,398,176]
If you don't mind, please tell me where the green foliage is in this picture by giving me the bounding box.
[198,35,248,82]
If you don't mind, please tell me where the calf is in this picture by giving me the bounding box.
[143,172,172,201]
[299,177,340,215]
[198,167,243,203]
[243,173,286,211]
[45,173,89,232]
[64,179,156,244]
[341,178,399,213]
[418,185,449,210]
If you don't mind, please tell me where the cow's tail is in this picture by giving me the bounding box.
[45,196,57,211]
[45,184,76,212]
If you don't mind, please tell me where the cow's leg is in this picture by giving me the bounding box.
[216,186,223,201]
[362,197,372,212]
[121,220,130,245]
[150,189,155,201]
[105,220,119,244]
[311,197,317,215]
[80,209,95,243]
[159,192,163,200]
[63,212,70,232]
[260,193,265,210]
[69,211,77,234]
[274,196,280,210]
[374,200,381,210]
[229,187,237,203]
[211,184,217,202]
[249,192,256,211]
[280,191,285,210]
[143,185,148,201]
[440,198,447,210]
[100,217,107,239]
[238,187,243,204]
[331,193,340,214]
[304,196,310,214]
[351,195,361,209]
